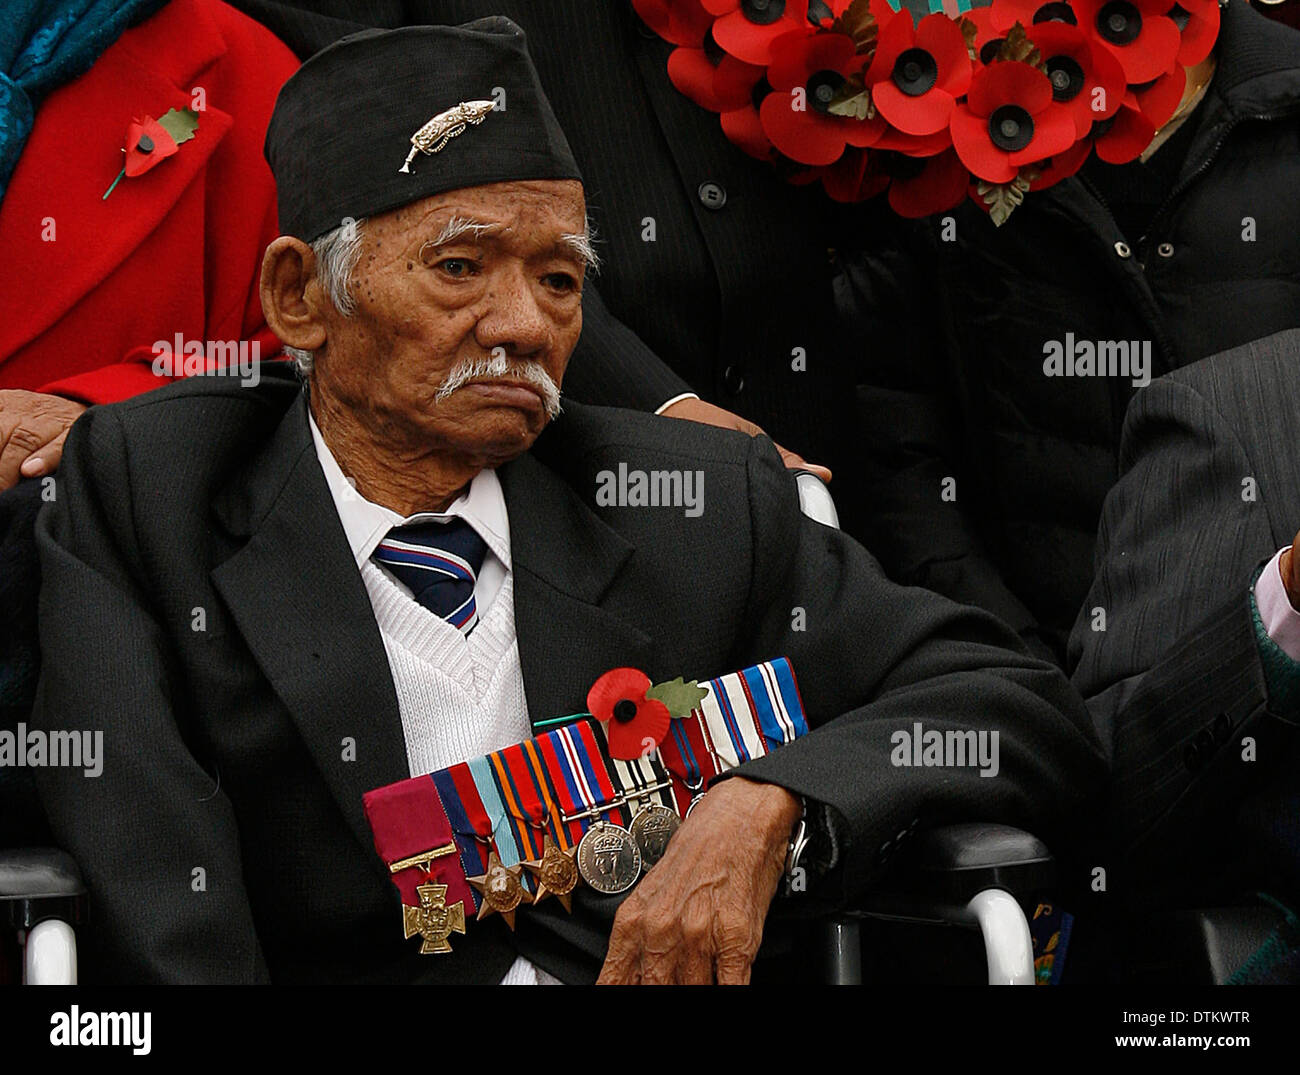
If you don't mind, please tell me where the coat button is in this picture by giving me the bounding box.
[698,181,727,210]
[1157,242,1175,258]
[1114,240,1132,258]
[722,365,745,394]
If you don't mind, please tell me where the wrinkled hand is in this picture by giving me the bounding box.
[0,389,86,490]
[597,777,801,985]
[659,397,832,483]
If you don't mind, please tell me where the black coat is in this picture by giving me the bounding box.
[31,364,1099,983]
[230,0,861,472]
[838,1,1300,663]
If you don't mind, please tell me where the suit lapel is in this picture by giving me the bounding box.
[497,448,655,729]
[0,0,233,361]
[211,390,409,852]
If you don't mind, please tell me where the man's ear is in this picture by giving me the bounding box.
[260,237,328,353]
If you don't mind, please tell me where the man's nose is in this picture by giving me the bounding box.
[474,266,550,358]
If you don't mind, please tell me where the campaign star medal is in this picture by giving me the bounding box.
[403,880,467,954]
[466,850,531,929]
[102,108,200,199]
[522,835,581,912]
[399,99,496,173]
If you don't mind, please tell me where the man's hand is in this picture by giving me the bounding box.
[597,777,801,985]
[659,397,832,482]
[0,389,87,490]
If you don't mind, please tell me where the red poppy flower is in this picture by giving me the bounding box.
[1024,22,1124,138]
[704,0,812,66]
[668,46,767,111]
[885,147,970,217]
[761,30,885,165]
[124,116,179,177]
[991,0,1087,33]
[964,5,1012,67]
[874,124,953,155]
[1132,61,1186,127]
[632,0,716,47]
[1028,134,1094,189]
[721,101,776,157]
[1167,0,1220,67]
[864,12,972,136]
[587,668,672,760]
[1073,0,1181,84]
[818,146,890,201]
[1091,95,1156,163]
[950,60,1078,184]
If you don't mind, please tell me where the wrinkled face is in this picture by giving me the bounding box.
[314,179,587,468]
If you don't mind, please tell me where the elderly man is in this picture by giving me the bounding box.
[31,20,1101,984]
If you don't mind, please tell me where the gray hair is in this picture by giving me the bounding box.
[283,218,366,377]
[282,211,599,378]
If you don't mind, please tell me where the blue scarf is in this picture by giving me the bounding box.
[0,0,168,203]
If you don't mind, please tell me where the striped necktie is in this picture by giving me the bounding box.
[372,517,487,634]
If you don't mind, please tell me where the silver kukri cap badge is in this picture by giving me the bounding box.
[399,99,497,173]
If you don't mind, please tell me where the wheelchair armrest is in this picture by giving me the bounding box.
[821,824,1054,984]
[0,847,88,932]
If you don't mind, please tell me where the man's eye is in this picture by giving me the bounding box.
[437,258,476,278]
[543,272,578,292]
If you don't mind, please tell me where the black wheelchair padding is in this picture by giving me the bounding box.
[904,822,1056,905]
[0,848,88,931]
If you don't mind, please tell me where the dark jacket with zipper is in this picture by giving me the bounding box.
[836,0,1300,664]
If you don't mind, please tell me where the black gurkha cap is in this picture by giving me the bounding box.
[264,18,583,242]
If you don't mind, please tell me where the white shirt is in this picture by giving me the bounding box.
[310,414,558,985]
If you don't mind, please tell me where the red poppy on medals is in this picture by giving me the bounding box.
[950,60,1078,184]
[632,0,715,47]
[761,30,885,165]
[1024,22,1124,138]
[1091,95,1156,163]
[864,12,972,137]
[1072,0,1181,84]
[1167,0,1220,67]
[705,0,813,66]
[587,669,672,761]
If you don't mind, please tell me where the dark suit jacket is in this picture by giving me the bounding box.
[32,364,1100,983]
[1069,329,1300,905]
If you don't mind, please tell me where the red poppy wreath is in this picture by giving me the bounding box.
[633,0,1221,223]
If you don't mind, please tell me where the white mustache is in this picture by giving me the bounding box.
[434,352,563,418]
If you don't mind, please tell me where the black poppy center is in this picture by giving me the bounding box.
[1168,4,1191,31]
[751,74,773,110]
[893,48,938,97]
[989,104,1034,151]
[1033,2,1078,25]
[1097,1,1142,45]
[979,38,1006,65]
[136,134,155,153]
[807,69,846,113]
[807,0,834,25]
[743,0,786,26]
[613,700,638,723]
[1047,55,1086,102]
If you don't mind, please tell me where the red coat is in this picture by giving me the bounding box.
[0,0,299,404]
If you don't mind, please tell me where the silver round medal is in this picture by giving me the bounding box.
[628,804,680,869]
[577,821,642,895]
